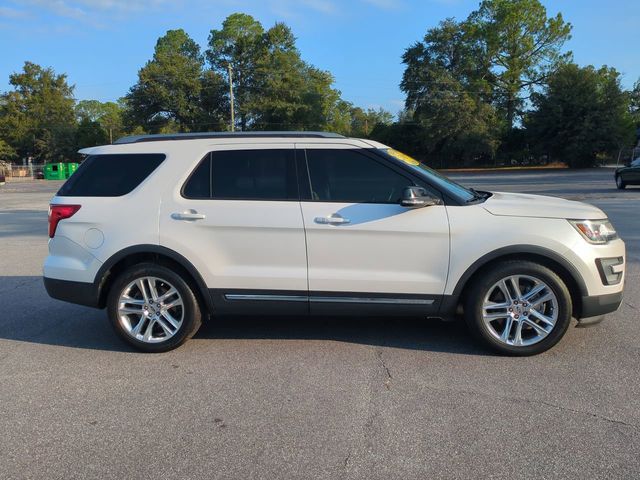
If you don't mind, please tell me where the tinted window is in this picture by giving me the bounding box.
[182,149,297,201]
[57,154,165,197]
[305,149,413,203]
[183,155,211,199]
[213,149,296,200]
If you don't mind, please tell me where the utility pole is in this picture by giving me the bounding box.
[228,63,235,132]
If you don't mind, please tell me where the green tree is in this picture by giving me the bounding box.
[126,29,209,132]
[630,79,640,130]
[75,99,106,122]
[100,101,125,142]
[526,64,634,167]
[401,19,501,166]
[247,22,318,130]
[76,118,108,148]
[199,71,229,131]
[350,107,394,137]
[0,62,76,162]
[206,14,349,132]
[0,139,17,162]
[369,122,427,160]
[468,0,572,128]
[399,1,573,165]
[76,99,124,143]
[206,13,266,130]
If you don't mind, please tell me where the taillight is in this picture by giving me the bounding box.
[48,204,81,238]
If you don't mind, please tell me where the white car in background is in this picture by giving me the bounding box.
[44,132,625,355]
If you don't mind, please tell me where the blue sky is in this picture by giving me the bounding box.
[1,0,639,115]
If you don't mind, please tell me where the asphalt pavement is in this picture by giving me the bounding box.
[0,168,638,479]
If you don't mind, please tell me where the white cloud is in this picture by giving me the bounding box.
[0,6,29,18]
[300,0,337,15]
[73,0,170,11]
[10,0,171,20]
[259,0,338,19]
[7,0,400,25]
[35,0,87,20]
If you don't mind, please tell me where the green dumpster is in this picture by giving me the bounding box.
[43,163,67,180]
[65,162,79,178]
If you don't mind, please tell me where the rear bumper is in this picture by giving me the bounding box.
[43,276,102,308]
[579,291,623,320]
[43,236,103,284]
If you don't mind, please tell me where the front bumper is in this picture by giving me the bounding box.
[43,276,102,308]
[578,291,623,321]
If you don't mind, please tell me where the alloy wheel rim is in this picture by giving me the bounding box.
[117,276,184,343]
[482,274,558,347]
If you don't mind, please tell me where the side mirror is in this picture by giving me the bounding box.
[401,186,440,208]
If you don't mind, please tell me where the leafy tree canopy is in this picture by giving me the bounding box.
[526,64,634,167]
[468,0,572,128]
[630,79,640,130]
[126,29,215,132]
[0,61,76,162]
[401,19,501,166]
[205,14,373,134]
[0,139,17,162]
[397,0,574,166]
[76,99,125,144]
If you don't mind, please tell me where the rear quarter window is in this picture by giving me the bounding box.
[57,154,165,197]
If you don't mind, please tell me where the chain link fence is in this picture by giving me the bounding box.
[0,162,46,181]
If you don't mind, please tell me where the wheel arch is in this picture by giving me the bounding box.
[441,245,588,318]
[94,245,213,314]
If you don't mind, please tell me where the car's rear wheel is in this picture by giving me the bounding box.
[107,263,202,352]
[616,175,626,189]
[464,261,572,356]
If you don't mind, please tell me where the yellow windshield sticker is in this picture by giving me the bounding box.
[387,148,420,166]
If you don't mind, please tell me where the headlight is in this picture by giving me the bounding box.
[569,219,618,244]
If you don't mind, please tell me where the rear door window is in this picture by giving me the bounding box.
[57,154,165,197]
[182,149,297,201]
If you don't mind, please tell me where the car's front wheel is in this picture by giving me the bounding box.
[106,263,202,352]
[464,261,572,356]
[616,175,626,189]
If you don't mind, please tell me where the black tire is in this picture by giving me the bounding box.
[616,175,626,190]
[464,260,572,356]
[106,263,202,352]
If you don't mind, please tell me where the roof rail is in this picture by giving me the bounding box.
[114,131,346,144]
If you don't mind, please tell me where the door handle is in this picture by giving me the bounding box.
[314,213,351,225]
[171,210,206,221]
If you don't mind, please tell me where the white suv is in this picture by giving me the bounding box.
[44,132,625,355]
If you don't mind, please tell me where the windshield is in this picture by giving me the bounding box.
[379,148,478,203]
